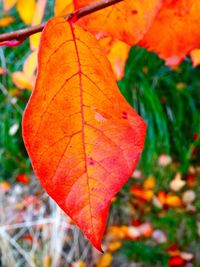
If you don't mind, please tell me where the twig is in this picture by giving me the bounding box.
[0,0,123,42]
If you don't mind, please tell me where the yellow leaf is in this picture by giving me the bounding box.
[0,16,14,27]
[12,51,37,90]
[12,71,34,90]
[30,0,47,50]
[3,0,17,11]
[96,253,112,267]
[106,39,130,80]
[143,176,156,189]
[23,51,38,79]
[29,33,41,51]
[17,0,36,25]
[107,226,127,240]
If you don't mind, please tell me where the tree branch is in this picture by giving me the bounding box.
[0,0,123,43]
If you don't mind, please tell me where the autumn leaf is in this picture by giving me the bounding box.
[3,0,17,11]
[190,49,200,67]
[12,51,37,90]
[140,0,200,66]
[17,0,36,25]
[29,0,47,50]
[12,71,33,90]
[54,0,74,16]
[74,0,162,45]
[22,17,146,250]
[99,37,130,80]
[0,16,14,27]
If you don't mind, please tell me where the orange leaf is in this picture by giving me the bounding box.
[17,0,36,25]
[54,0,74,16]
[166,195,182,207]
[140,0,200,66]
[22,17,146,250]
[74,0,162,45]
[0,16,14,27]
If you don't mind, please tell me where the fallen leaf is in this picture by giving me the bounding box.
[107,226,127,240]
[22,17,146,250]
[131,186,153,201]
[157,191,167,205]
[143,175,156,189]
[74,0,162,45]
[16,173,30,184]
[140,0,200,66]
[166,195,182,208]
[96,253,112,267]
[17,0,36,25]
[107,241,122,251]
[169,256,185,267]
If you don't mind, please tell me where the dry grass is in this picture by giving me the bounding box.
[0,179,95,267]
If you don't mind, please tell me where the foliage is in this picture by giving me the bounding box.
[0,0,200,265]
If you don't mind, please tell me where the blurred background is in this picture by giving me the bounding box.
[0,1,200,266]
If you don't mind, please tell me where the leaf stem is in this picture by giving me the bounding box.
[0,0,123,43]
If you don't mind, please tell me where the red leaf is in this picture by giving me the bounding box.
[74,0,162,45]
[140,0,200,66]
[22,17,146,250]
